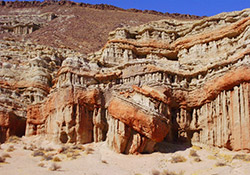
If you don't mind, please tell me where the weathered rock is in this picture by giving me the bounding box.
[0,8,250,154]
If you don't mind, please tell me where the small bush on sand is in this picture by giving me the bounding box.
[189,149,199,157]
[85,147,94,154]
[2,153,11,158]
[170,155,187,163]
[215,161,227,167]
[161,170,184,175]
[101,160,108,164]
[194,157,202,162]
[152,169,160,175]
[38,162,45,168]
[53,156,61,162]
[48,163,61,171]
[32,150,45,157]
[0,156,6,163]
[42,154,54,161]
[6,145,15,152]
[233,154,250,162]
[7,136,21,143]
[152,169,184,175]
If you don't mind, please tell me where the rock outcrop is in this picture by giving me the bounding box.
[0,7,249,154]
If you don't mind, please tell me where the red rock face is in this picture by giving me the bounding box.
[0,111,26,143]
[1,8,250,154]
[108,97,169,142]
[26,87,104,144]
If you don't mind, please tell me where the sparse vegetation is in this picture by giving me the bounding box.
[152,169,184,175]
[42,154,54,161]
[48,163,61,171]
[194,157,202,162]
[192,145,202,150]
[207,155,217,160]
[170,155,187,163]
[85,147,94,154]
[6,145,15,152]
[189,149,199,157]
[233,154,250,162]
[101,160,108,164]
[2,153,11,158]
[7,136,21,143]
[53,156,61,162]
[152,169,160,175]
[161,170,184,175]
[215,161,227,167]
[38,162,45,167]
[32,150,45,157]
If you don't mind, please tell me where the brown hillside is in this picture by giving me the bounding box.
[0,1,202,54]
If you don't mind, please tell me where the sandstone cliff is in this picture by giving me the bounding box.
[0,6,250,154]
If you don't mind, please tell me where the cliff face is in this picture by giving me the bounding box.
[0,6,250,154]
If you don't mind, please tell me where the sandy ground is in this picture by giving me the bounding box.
[0,136,250,175]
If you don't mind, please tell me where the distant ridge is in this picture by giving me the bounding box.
[0,0,204,19]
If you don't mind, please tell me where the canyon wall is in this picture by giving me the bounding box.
[0,8,250,154]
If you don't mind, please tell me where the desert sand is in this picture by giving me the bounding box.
[1,136,250,175]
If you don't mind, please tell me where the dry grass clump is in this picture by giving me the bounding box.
[38,162,45,168]
[152,169,184,175]
[32,150,45,157]
[6,145,15,152]
[48,163,61,171]
[53,156,61,162]
[189,149,199,157]
[194,157,202,162]
[233,154,250,162]
[170,155,187,163]
[215,161,227,167]
[23,144,37,151]
[2,153,11,158]
[41,153,54,161]
[85,147,94,154]
[101,160,108,164]
[7,136,21,143]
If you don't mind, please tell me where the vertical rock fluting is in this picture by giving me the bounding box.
[190,83,250,151]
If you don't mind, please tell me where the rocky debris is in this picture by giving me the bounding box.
[0,7,250,154]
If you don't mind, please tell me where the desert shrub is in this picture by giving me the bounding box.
[191,145,202,150]
[207,155,217,160]
[233,154,250,162]
[6,145,15,152]
[161,170,184,175]
[32,150,45,157]
[189,149,199,157]
[152,169,160,175]
[48,163,61,171]
[0,156,6,163]
[194,157,202,162]
[42,154,54,161]
[45,147,54,152]
[85,147,94,154]
[53,156,61,162]
[72,145,85,150]
[7,136,21,143]
[38,162,45,167]
[215,161,227,167]
[2,153,11,158]
[101,160,108,164]
[170,155,187,163]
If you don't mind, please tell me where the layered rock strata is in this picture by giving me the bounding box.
[1,9,250,154]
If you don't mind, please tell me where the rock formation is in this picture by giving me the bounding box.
[0,6,249,154]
